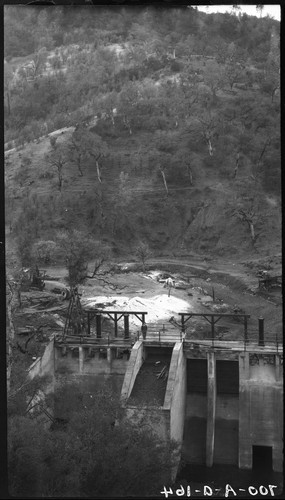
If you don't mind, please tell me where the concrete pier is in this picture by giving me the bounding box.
[206,351,216,467]
[79,347,83,373]
[238,352,283,472]
[238,353,251,469]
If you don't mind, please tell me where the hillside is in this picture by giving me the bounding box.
[4,5,281,267]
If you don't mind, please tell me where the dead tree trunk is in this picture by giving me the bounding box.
[202,130,213,157]
[235,209,257,244]
[207,138,213,156]
[57,167,63,192]
[254,139,271,179]
[123,115,132,135]
[233,152,240,178]
[159,167,169,195]
[6,302,14,394]
[96,160,102,183]
[6,89,11,116]
[187,165,193,185]
[249,221,255,242]
[77,158,83,177]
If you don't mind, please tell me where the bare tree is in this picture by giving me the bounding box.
[135,242,152,272]
[203,60,224,102]
[256,5,264,17]
[32,47,48,78]
[252,138,272,181]
[233,151,240,179]
[45,144,68,192]
[198,113,217,157]
[234,207,258,245]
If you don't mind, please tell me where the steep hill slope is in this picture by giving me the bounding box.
[5,119,281,261]
[4,6,281,264]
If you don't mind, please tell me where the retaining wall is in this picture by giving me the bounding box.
[120,341,144,401]
[28,338,55,383]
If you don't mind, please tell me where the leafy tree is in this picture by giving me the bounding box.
[8,382,174,497]
[14,228,34,267]
[55,229,108,287]
[67,126,108,180]
[258,59,280,103]
[31,240,59,264]
[97,91,118,126]
[110,171,134,236]
[178,66,200,117]
[117,82,140,134]
[4,7,37,57]
[203,60,225,102]
[32,47,48,78]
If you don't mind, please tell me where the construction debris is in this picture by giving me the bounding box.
[156,365,169,381]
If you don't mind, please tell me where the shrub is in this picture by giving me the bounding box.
[21,156,32,167]
[31,240,59,264]
[170,59,182,72]
[38,170,55,180]
[49,136,57,148]
[13,166,30,187]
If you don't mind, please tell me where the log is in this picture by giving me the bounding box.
[157,365,167,379]
[17,327,35,336]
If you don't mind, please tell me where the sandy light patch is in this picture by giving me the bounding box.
[82,294,192,327]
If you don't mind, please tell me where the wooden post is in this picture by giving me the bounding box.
[258,317,265,346]
[79,347,84,374]
[114,313,118,338]
[211,316,215,347]
[181,314,185,334]
[96,314,102,338]
[206,351,216,467]
[244,316,248,345]
[87,312,91,336]
[124,314,129,339]
[107,348,112,365]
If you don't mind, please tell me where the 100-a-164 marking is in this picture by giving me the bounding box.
[160,484,278,497]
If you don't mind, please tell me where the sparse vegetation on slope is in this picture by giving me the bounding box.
[5,6,280,263]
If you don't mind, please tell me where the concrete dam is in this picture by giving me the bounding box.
[28,311,283,479]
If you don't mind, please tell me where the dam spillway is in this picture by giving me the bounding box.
[28,317,283,478]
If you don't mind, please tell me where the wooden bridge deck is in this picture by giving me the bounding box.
[55,330,282,353]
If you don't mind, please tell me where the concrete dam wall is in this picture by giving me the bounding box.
[28,338,283,475]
